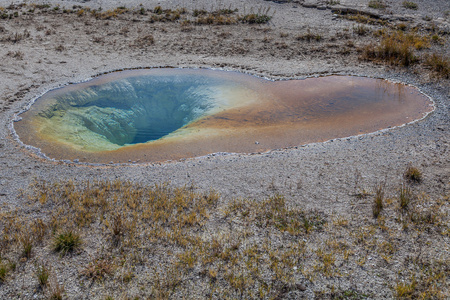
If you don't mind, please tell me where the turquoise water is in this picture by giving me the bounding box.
[43,75,224,145]
[24,69,257,151]
[14,69,433,163]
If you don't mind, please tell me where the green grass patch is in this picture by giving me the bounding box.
[368,0,387,9]
[53,231,82,255]
[402,1,418,10]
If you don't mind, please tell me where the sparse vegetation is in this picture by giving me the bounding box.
[53,231,82,255]
[20,233,32,259]
[424,53,450,78]
[240,13,272,24]
[132,34,154,48]
[396,23,408,31]
[431,34,443,44]
[47,277,64,300]
[0,4,272,27]
[368,0,387,9]
[362,30,430,66]
[354,24,369,35]
[35,263,50,287]
[399,185,411,210]
[6,50,24,59]
[296,29,322,42]
[342,13,387,25]
[6,30,30,43]
[153,6,162,15]
[0,259,14,284]
[404,166,422,183]
[355,188,371,199]
[92,7,128,20]
[55,44,65,52]
[0,261,7,283]
[402,1,418,10]
[194,12,237,25]
[373,184,384,218]
[355,18,447,77]
[81,257,114,281]
[394,259,449,299]
[0,173,447,298]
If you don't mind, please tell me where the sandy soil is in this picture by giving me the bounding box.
[0,0,449,299]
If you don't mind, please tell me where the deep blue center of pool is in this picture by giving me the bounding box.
[41,74,227,146]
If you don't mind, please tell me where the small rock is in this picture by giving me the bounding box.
[303,3,317,9]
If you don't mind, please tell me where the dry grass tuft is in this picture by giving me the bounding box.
[47,276,64,300]
[402,1,418,10]
[239,13,272,24]
[81,257,114,281]
[93,7,128,20]
[19,233,33,259]
[132,34,155,48]
[35,263,50,287]
[399,185,412,210]
[362,30,429,66]
[343,13,387,25]
[52,231,82,256]
[0,261,8,283]
[404,166,422,183]
[424,53,450,78]
[354,25,370,36]
[373,184,384,218]
[296,29,322,42]
[368,0,387,9]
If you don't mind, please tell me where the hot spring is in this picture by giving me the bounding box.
[14,68,434,163]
